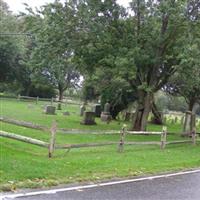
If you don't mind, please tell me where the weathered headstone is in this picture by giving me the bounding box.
[104,102,111,114]
[100,102,112,123]
[51,98,54,105]
[182,111,196,136]
[80,104,86,116]
[45,105,56,115]
[92,104,101,117]
[81,111,96,125]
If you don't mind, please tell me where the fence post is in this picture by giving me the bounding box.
[36,96,39,104]
[192,128,196,145]
[48,121,57,158]
[51,97,53,105]
[17,94,21,101]
[161,126,167,150]
[118,124,127,153]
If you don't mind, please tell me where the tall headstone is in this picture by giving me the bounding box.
[81,111,96,125]
[104,102,111,113]
[80,104,86,116]
[100,102,112,123]
[92,104,101,117]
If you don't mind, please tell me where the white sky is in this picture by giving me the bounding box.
[4,0,130,14]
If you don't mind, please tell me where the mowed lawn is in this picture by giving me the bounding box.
[1,98,200,191]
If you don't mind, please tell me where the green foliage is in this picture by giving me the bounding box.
[23,1,80,99]
[27,84,56,98]
[155,91,187,112]
[82,67,137,118]
[166,13,200,110]
[0,0,22,82]
[74,0,192,130]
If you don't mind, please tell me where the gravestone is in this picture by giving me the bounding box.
[45,105,56,115]
[81,111,96,125]
[182,111,196,136]
[100,102,112,123]
[80,104,86,116]
[92,104,101,117]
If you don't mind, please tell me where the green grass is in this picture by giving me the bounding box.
[0,98,200,191]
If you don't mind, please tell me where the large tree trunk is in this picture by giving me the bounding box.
[188,98,196,112]
[58,89,64,101]
[131,91,153,131]
[151,102,163,125]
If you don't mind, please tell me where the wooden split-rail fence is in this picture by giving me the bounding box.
[0,117,198,158]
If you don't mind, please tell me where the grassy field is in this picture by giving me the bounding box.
[1,98,200,191]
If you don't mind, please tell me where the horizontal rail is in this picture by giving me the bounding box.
[127,131,162,135]
[125,141,161,145]
[0,117,48,131]
[166,140,192,145]
[19,96,37,99]
[59,129,120,134]
[55,142,118,149]
[1,117,164,136]
[0,130,49,148]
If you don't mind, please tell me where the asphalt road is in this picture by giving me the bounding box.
[2,170,200,200]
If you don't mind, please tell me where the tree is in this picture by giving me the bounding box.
[0,0,21,82]
[165,10,200,112]
[83,68,137,119]
[24,1,80,100]
[75,0,188,130]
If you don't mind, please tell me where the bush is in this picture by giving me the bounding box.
[28,84,56,98]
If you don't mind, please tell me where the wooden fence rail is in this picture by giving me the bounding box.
[0,117,48,131]
[0,130,49,148]
[0,118,198,158]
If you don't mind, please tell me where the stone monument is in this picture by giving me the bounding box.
[81,111,96,125]
[92,104,101,117]
[100,102,112,123]
[45,105,56,115]
[80,104,86,116]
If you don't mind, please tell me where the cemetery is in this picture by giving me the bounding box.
[1,0,200,194]
[1,97,200,191]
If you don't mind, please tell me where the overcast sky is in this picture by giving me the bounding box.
[4,0,130,14]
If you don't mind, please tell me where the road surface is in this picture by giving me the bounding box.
[1,169,200,200]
